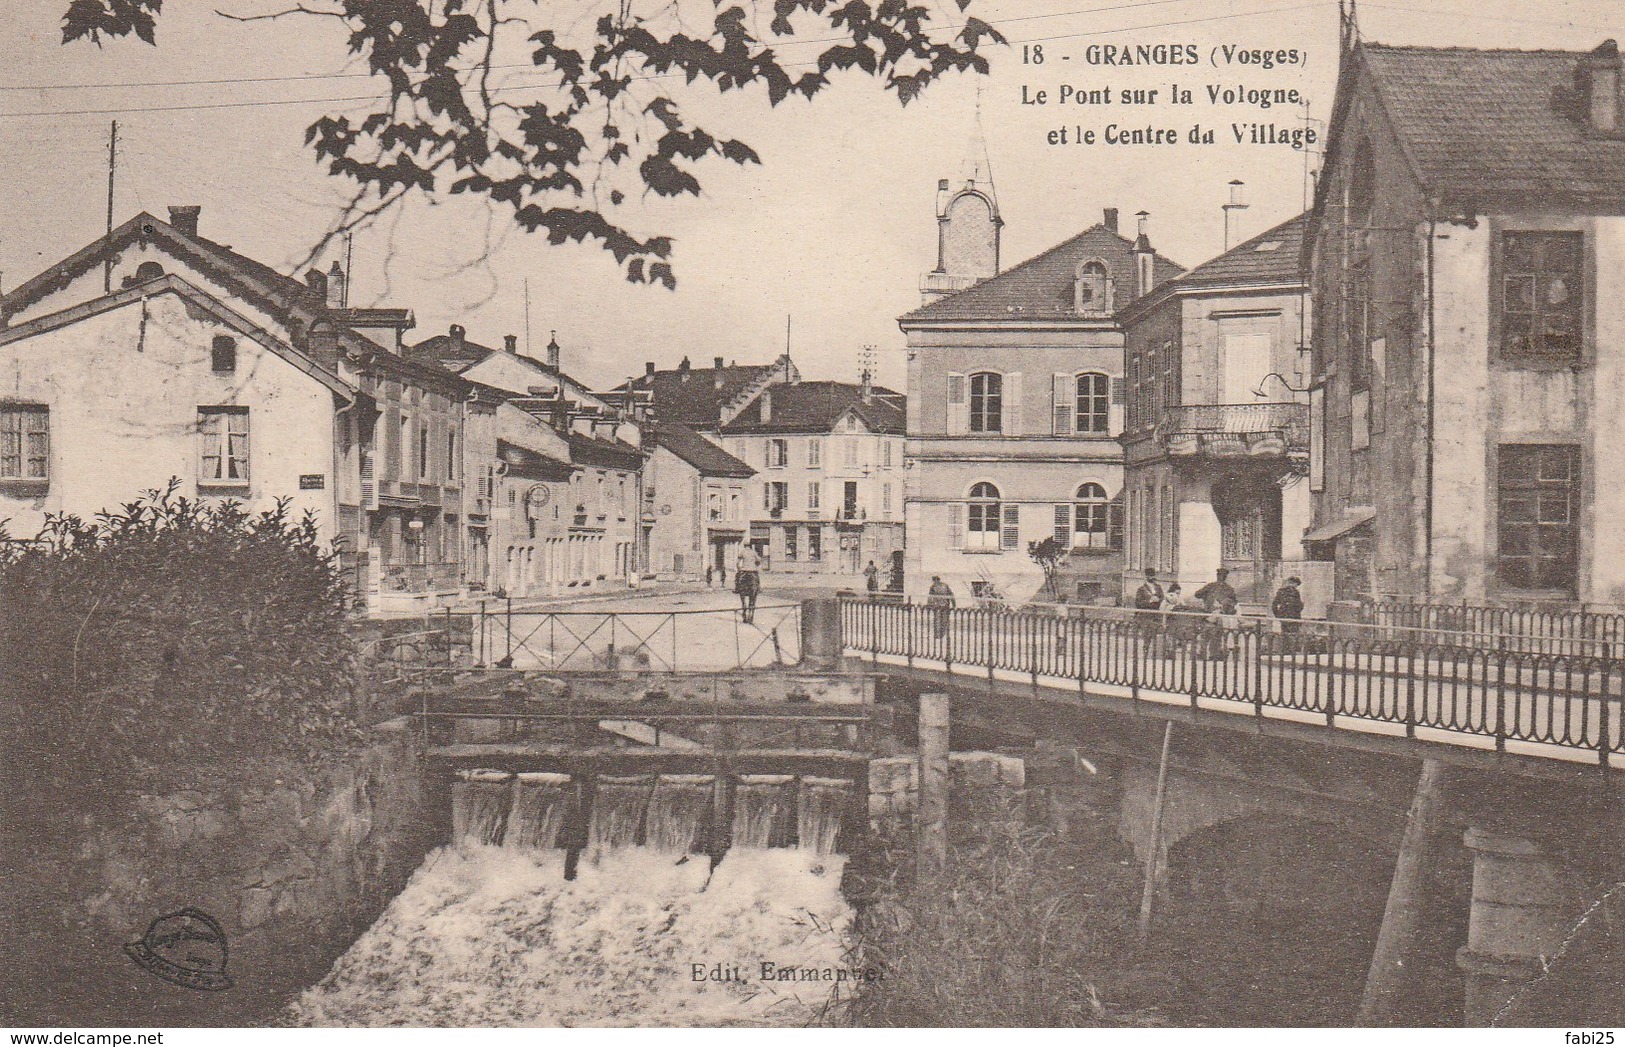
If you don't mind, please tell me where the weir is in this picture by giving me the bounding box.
[450,768,856,859]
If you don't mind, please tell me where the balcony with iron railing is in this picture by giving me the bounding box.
[1159,402,1309,459]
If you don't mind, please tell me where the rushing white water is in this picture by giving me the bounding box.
[290,771,857,1026]
[288,845,853,1027]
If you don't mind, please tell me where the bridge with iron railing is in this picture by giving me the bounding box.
[838,598,1623,769]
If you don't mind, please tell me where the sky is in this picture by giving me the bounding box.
[3,0,1625,391]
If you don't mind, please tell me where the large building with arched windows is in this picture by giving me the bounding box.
[897,180,1184,605]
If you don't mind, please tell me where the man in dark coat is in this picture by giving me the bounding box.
[1271,575,1304,652]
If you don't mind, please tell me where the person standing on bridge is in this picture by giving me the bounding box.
[1134,568,1167,655]
[926,575,955,644]
[735,545,762,624]
[1271,575,1304,653]
[1195,567,1240,660]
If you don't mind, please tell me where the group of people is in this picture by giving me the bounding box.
[1133,567,1304,656]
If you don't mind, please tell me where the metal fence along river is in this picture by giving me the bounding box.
[839,598,1623,768]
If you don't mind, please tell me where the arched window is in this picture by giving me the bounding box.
[969,372,1002,433]
[211,335,237,373]
[967,481,1002,549]
[1075,260,1113,315]
[1075,372,1110,434]
[1073,483,1110,548]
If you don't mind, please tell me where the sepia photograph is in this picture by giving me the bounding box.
[0,0,1622,1035]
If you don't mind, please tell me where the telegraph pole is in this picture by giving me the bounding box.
[104,120,118,293]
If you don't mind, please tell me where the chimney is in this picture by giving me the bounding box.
[305,267,328,298]
[645,361,656,377]
[168,205,201,237]
[1103,207,1119,234]
[549,392,569,432]
[714,356,725,388]
[1132,210,1156,297]
[449,323,466,351]
[546,330,560,371]
[1585,40,1623,133]
[503,334,518,354]
[326,259,346,309]
[861,369,873,404]
[759,390,772,422]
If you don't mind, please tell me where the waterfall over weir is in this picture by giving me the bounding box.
[449,769,854,858]
[293,767,859,1026]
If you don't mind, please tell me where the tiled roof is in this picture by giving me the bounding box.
[898,223,1185,324]
[497,438,574,481]
[1161,213,1307,288]
[623,358,790,427]
[406,330,598,399]
[653,422,755,478]
[0,211,465,393]
[566,431,644,471]
[718,381,905,435]
[1359,42,1625,209]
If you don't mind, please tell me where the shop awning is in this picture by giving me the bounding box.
[1302,506,1376,543]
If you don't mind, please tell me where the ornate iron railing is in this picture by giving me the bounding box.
[839,598,1622,767]
[1362,598,1625,659]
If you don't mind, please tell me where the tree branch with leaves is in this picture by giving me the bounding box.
[61,0,1005,287]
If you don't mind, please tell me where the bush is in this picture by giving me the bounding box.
[845,798,1152,1027]
[0,480,362,803]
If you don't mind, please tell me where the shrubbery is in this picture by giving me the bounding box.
[0,480,362,801]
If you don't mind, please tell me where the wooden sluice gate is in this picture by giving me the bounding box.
[414,669,887,857]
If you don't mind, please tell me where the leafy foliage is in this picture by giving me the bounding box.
[59,0,1003,286]
[62,0,162,45]
[1028,535,1065,603]
[0,480,362,797]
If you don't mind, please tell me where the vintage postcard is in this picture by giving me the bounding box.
[1,0,1621,1035]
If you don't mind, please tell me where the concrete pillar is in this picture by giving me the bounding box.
[1456,827,1578,1026]
[1280,476,1311,562]
[917,692,950,876]
[800,596,843,669]
[1359,759,1461,1024]
[1177,486,1220,586]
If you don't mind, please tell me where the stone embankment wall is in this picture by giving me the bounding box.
[868,751,1027,828]
[36,718,432,1025]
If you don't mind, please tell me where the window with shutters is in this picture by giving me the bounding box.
[1075,373,1110,434]
[807,527,822,562]
[1052,373,1073,434]
[1161,339,1178,413]
[1072,482,1110,550]
[0,404,49,484]
[966,481,1001,550]
[198,406,249,486]
[807,481,821,510]
[881,440,893,468]
[1501,232,1582,361]
[1107,495,1125,552]
[1497,444,1579,593]
[807,439,821,468]
[969,372,1002,433]
[784,526,798,561]
[1001,504,1020,550]
[767,438,788,468]
[882,483,892,514]
[946,372,967,433]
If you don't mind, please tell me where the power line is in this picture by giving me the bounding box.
[0,0,1328,119]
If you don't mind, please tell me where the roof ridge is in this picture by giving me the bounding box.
[1361,40,1596,57]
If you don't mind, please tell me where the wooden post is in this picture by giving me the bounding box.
[1137,720,1174,940]
[917,691,950,877]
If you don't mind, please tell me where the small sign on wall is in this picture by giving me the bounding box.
[299,474,325,490]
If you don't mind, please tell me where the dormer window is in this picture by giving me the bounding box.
[1075,260,1113,315]
[134,261,165,283]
